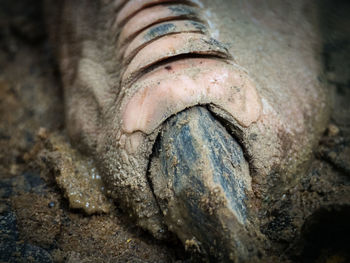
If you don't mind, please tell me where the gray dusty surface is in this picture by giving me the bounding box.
[0,0,349,262]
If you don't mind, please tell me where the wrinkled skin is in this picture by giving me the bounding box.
[45,0,330,260]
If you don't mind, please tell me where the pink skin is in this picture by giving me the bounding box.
[122,58,261,135]
[124,20,206,61]
[115,0,198,25]
[116,4,201,47]
[122,33,229,84]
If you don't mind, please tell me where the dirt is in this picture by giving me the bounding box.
[0,1,185,262]
[0,0,349,262]
[35,131,112,215]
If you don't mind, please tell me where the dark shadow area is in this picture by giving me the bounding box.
[319,0,350,85]
[0,0,44,44]
[292,2,350,262]
[298,205,350,263]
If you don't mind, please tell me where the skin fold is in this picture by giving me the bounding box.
[45,0,330,260]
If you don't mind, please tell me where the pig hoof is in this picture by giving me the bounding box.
[96,0,261,241]
[150,106,261,261]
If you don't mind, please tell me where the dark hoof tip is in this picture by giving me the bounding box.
[150,106,261,262]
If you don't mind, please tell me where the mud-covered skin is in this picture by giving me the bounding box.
[45,0,329,252]
[207,0,330,177]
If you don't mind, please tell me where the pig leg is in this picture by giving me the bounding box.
[46,0,330,260]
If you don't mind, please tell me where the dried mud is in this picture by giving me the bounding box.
[0,0,349,262]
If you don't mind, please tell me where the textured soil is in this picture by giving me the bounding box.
[0,0,349,262]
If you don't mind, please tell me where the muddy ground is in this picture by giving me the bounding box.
[0,0,349,262]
